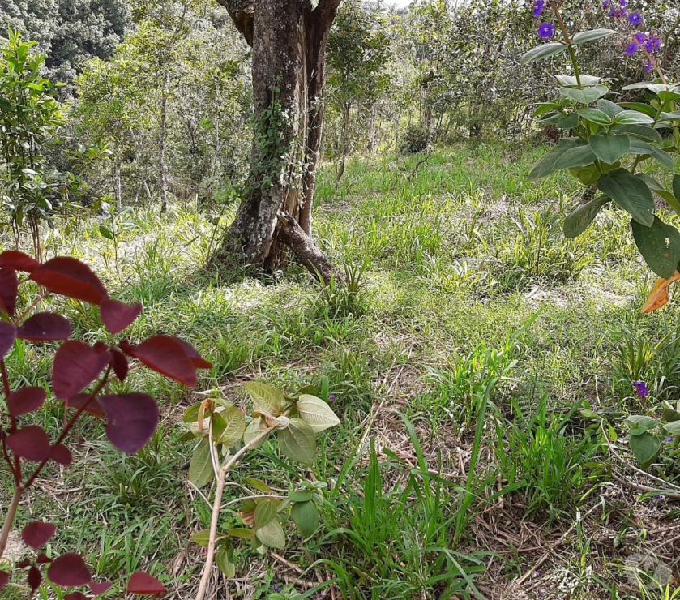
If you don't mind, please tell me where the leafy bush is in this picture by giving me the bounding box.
[399,124,430,155]
[0,250,211,596]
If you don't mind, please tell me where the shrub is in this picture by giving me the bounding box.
[400,124,430,154]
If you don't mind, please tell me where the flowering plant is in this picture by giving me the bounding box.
[524,0,680,312]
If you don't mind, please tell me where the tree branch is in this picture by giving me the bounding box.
[217,0,254,46]
[315,0,343,25]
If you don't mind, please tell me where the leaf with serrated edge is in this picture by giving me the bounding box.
[297,395,340,432]
[245,382,285,417]
[278,418,316,465]
[189,439,214,487]
[255,518,285,549]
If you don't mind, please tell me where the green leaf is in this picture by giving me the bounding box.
[659,112,680,123]
[623,82,678,93]
[554,145,597,170]
[629,140,675,170]
[297,394,340,432]
[529,141,578,180]
[590,134,630,164]
[216,547,235,578]
[189,439,214,488]
[614,110,654,125]
[191,530,211,548]
[245,382,285,418]
[632,217,680,278]
[578,108,612,126]
[99,224,115,240]
[598,170,654,226]
[614,124,661,143]
[254,499,280,528]
[674,175,680,202]
[629,432,660,466]
[520,42,567,64]
[560,85,609,104]
[535,102,562,117]
[625,415,658,436]
[183,403,201,423]
[663,421,680,436]
[278,418,316,466]
[243,417,268,448]
[255,518,285,549]
[289,490,315,503]
[572,28,617,45]
[619,102,658,118]
[218,405,246,448]
[563,195,609,238]
[556,74,602,87]
[570,164,601,186]
[245,478,273,494]
[291,501,320,537]
[596,99,623,117]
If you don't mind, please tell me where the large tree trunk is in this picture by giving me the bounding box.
[215,0,340,281]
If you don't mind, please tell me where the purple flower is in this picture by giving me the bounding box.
[633,381,650,399]
[644,35,663,54]
[635,32,648,44]
[533,0,547,18]
[626,42,641,56]
[538,22,556,41]
[629,12,644,27]
[645,61,656,73]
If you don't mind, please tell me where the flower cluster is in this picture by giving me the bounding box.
[533,1,556,40]
[633,381,650,399]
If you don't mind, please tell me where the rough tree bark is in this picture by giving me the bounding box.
[215,0,341,281]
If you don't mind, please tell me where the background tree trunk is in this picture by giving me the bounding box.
[216,0,340,280]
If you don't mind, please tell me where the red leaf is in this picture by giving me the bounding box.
[110,348,129,381]
[8,387,47,417]
[17,313,74,343]
[122,336,198,387]
[50,444,73,466]
[31,257,108,305]
[0,570,9,591]
[52,341,110,400]
[22,522,57,550]
[65,393,105,419]
[90,581,113,596]
[36,554,52,564]
[0,267,18,316]
[65,594,87,600]
[177,339,212,370]
[0,322,16,359]
[127,572,166,596]
[101,299,142,335]
[0,251,39,272]
[48,554,91,588]
[99,394,159,455]
[7,426,51,462]
[27,565,41,591]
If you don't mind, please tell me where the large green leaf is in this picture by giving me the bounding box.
[291,501,320,537]
[664,421,680,436]
[623,82,678,93]
[563,195,609,238]
[254,499,280,528]
[625,415,658,436]
[578,108,612,126]
[255,518,285,549]
[245,382,285,418]
[596,99,623,117]
[590,134,630,164]
[529,145,571,180]
[556,74,602,87]
[629,140,675,170]
[598,170,654,226]
[560,85,609,104]
[632,217,680,278]
[554,145,597,170]
[572,28,617,45]
[521,42,567,64]
[629,432,660,466]
[619,102,658,118]
[614,110,654,125]
[278,418,316,465]
[614,124,661,143]
[297,394,340,432]
[218,405,246,448]
[189,439,214,488]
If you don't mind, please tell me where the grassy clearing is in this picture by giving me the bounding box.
[2,142,679,599]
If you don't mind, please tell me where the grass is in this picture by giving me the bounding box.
[2,141,680,598]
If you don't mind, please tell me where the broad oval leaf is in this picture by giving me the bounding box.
[577,108,612,126]
[572,28,616,45]
[22,522,57,549]
[65,393,105,419]
[520,42,567,64]
[291,500,320,537]
[556,74,602,87]
[188,438,214,487]
[8,386,46,417]
[632,217,680,278]
[127,572,166,596]
[17,312,74,343]
[0,267,18,316]
[614,124,661,143]
[559,85,609,104]
[50,444,73,466]
[629,432,660,465]
[48,553,91,588]
[122,336,199,387]
[0,322,16,359]
[89,581,113,596]
[218,405,246,447]
[7,426,51,462]
[52,341,110,400]
[590,135,630,164]
[31,257,108,305]
[100,299,142,335]
[563,195,609,239]
[99,393,160,454]
[28,566,41,592]
[614,110,654,126]
[245,382,286,418]
[628,140,675,170]
[554,145,597,171]
[297,395,340,432]
[255,518,285,549]
[278,418,316,466]
[598,170,654,226]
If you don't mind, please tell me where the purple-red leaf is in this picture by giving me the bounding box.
[52,341,110,400]
[177,339,212,370]
[0,322,16,359]
[122,336,200,387]
[0,250,39,272]
[36,553,52,564]
[17,312,74,343]
[65,594,87,600]
[7,426,51,462]
[22,522,57,550]
[99,394,159,455]
[8,387,47,417]
[110,348,129,381]
[127,572,166,596]
[30,257,108,305]
[101,299,142,335]
[90,581,113,596]
[48,554,91,587]
[0,570,9,590]
[65,393,105,419]
[27,566,41,591]
[50,444,73,466]
[0,266,18,316]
